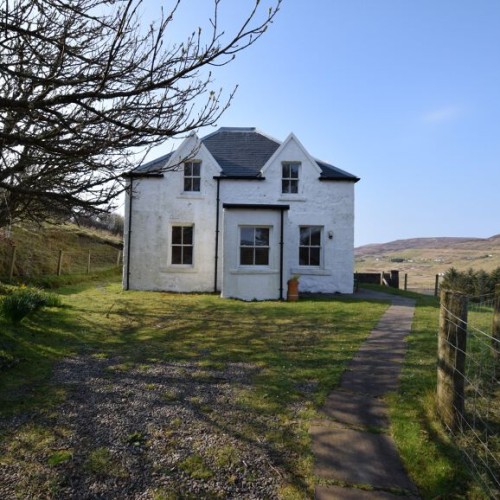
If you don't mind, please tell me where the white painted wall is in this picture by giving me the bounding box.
[124,132,356,298]
[123,136,220,292]
[222,208,283,301]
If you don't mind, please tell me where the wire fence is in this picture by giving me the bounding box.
[403,273,441,296]
[437,289,500,497]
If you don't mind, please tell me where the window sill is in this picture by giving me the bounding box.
[290,267,332,276]
[177,193,205,200]
[278,196,306,202]
[229,268,279,275]
[162,266,198,273]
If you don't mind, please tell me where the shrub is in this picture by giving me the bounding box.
[0,286,61,323]
[441,266,500,298]
[0,348,18,370]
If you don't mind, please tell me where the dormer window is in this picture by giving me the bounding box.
[184,161,201,192]
[282,162,300,194]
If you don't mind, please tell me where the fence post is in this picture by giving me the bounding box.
[9,245,17,280]
[493,284,500,364]
[437,289,468,431]
[87,250,91,274]
[116,250,122,267]
[390,270,400,289]
[404,273,408,291]
[57,250,64,276]
[434,274,440,297]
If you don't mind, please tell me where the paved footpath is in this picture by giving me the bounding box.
[311,290,420,499]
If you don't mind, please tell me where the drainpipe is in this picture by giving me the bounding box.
[125,177,133,290]
[213,177,221,293]
[279,207,284,300]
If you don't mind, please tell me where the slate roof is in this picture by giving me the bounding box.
[133,127,359,181]
[133,151,174,175]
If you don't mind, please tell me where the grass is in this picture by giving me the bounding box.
[365,285,486,498]
[84,447,127,477]
[47,450,73,467]
[1,286,61,323]
[206,444,241,469]
[178,454,214,480]
[388,293,470,497]
[0,222,121,285]
[459,300,500,497]
[2,278,488,497]
[0,278,388,497]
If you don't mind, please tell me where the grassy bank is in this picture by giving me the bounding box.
[0,223,121,282]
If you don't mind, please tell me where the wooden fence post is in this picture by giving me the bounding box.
[493,284,500,364]
[404,273,408,291]
[390,270,400,289]
[116,250,122,267]
[437,289,468,431]
[434,274,440,297]
[87,250,91,274]
[9,245,16,280]
[57,250,64,276]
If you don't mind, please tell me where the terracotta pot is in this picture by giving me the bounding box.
[287,279,299,301]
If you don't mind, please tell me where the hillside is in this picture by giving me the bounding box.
[356,235,500,256]
[0,223,122,281]
[355,234,500,289]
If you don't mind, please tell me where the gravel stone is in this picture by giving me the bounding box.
[0,356,291,499]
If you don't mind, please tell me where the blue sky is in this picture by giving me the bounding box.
[138,0,500,247]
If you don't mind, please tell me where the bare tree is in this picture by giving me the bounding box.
[0,0,281,228]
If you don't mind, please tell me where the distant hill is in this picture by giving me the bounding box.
[355,235,500,289]
[356,235,500,257]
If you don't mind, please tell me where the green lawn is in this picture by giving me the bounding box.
[2,280,489,498]
[385,289,491,499]
[0,280,388,497]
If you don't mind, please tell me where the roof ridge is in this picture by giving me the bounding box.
[201,127,255,141]
[201,126,282,146]
[218,127,256,132]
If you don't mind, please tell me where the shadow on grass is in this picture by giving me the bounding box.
[389,294,487,498]
[0,286,388,496]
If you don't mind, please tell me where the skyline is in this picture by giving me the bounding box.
[135,1,500,247]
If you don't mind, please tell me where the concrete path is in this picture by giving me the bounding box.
[311,290,420,499]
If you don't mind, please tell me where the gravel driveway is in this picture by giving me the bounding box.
[0,355,294,499]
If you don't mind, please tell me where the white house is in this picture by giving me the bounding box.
[123,127,359,300]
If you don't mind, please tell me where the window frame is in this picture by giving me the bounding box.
[281,161,300,194]
[299,226,322,267]
[183,161,201,192]
[239,226,271,267]
[170,224,194,266]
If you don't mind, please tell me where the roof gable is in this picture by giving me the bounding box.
[261,132,323,176]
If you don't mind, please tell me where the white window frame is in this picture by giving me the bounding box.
[239,226,271,267]
[170,224,194,266]
[282,161,300,194]
[183,161,201,192]
[299,226,322,267]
